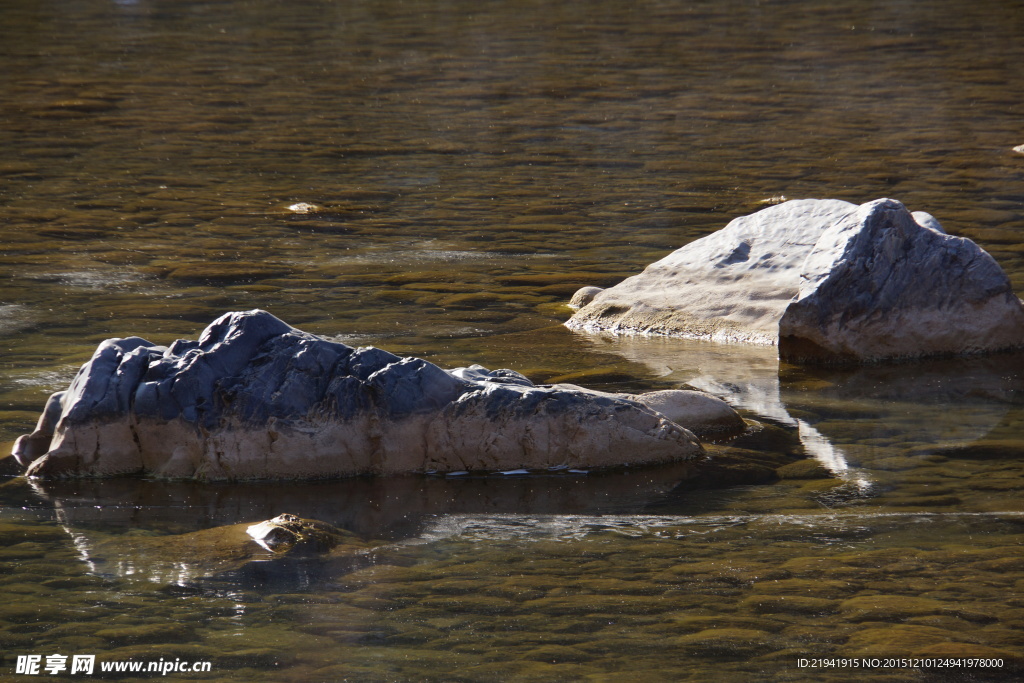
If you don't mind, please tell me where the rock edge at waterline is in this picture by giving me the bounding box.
[13,310,713,480]
[566,198,1024,364]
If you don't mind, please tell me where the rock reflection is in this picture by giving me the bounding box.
[25,462,699,586]
[583,334,1024,484]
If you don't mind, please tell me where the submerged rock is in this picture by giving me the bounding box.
[61,513,368,586]
[567,198,1024,363]
[246,513,350,554]
[13,310,702,480]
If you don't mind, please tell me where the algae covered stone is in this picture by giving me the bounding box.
[55,513,368,586]
[675,628,779,657]
[839,595,947,622]
[246,513,354,554]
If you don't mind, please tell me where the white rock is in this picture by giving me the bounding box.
[566,198,1024,363]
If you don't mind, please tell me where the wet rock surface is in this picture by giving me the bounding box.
[13,310,704,480]
[246,513,354,554]
[567,198,1024,363]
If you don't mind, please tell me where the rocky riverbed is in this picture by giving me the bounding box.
[3,460,1023,681]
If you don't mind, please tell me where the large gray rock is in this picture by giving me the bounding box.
[566,198,1024,363]
[13,310,702,480]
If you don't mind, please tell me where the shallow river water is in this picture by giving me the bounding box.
[2,0,1024,680]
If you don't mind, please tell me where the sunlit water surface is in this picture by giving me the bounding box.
[2,0,1024,680]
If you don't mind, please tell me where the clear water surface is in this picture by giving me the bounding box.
[2,0,1024,680]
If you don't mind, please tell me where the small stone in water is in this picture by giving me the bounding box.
[287,202,320,213]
